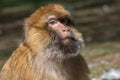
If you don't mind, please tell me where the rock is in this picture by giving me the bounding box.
[100,69,120,80]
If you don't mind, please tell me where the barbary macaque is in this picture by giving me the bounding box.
[0,4,90,80]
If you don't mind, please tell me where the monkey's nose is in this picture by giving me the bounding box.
[62,29,70,32]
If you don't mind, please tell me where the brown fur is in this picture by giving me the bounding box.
[0,4,90,80]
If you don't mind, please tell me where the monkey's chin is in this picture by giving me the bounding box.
[62,39,71,46]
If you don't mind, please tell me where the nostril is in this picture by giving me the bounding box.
[62,30,66,32]
[67,30,70,31]
[62,29,69,32]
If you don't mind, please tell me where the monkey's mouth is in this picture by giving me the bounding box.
[63,36,76,40]
[59,36,79,54]
[62,37,76,45]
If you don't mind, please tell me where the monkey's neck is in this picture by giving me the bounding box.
[33,50,89,80]
[32,41,89,80]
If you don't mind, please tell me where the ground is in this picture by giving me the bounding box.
[82,42,120,78]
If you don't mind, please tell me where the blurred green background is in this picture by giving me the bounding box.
[0,0,120,79]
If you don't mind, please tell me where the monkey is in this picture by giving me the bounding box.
[0,4,90,80]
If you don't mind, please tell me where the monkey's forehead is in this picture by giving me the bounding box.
[39,4,70,15]
[25,4,72,27]
[29,4,71,20]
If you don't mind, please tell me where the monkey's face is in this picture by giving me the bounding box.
[24,4,84,57]
[47,15,75,46]
[43,14,84,58]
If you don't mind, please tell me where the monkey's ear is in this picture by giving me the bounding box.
[24,18,32,27]
[24,18,35,32]
[24,18,34,33]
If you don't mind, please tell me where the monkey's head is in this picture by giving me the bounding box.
[24,4,84,58]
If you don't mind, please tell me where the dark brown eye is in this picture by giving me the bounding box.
[60,19,73,26]
[49,19,57,25]
[60,19,67,24]
[60,19,64,24]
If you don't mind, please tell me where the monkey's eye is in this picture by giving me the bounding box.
[49,19,58,25]
[60,19,72,26]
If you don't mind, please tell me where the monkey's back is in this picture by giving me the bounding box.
[0,43,35,80]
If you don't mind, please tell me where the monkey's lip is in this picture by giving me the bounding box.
[62,37,75,41]
[62,37,76,43]
[61,37,76,45]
